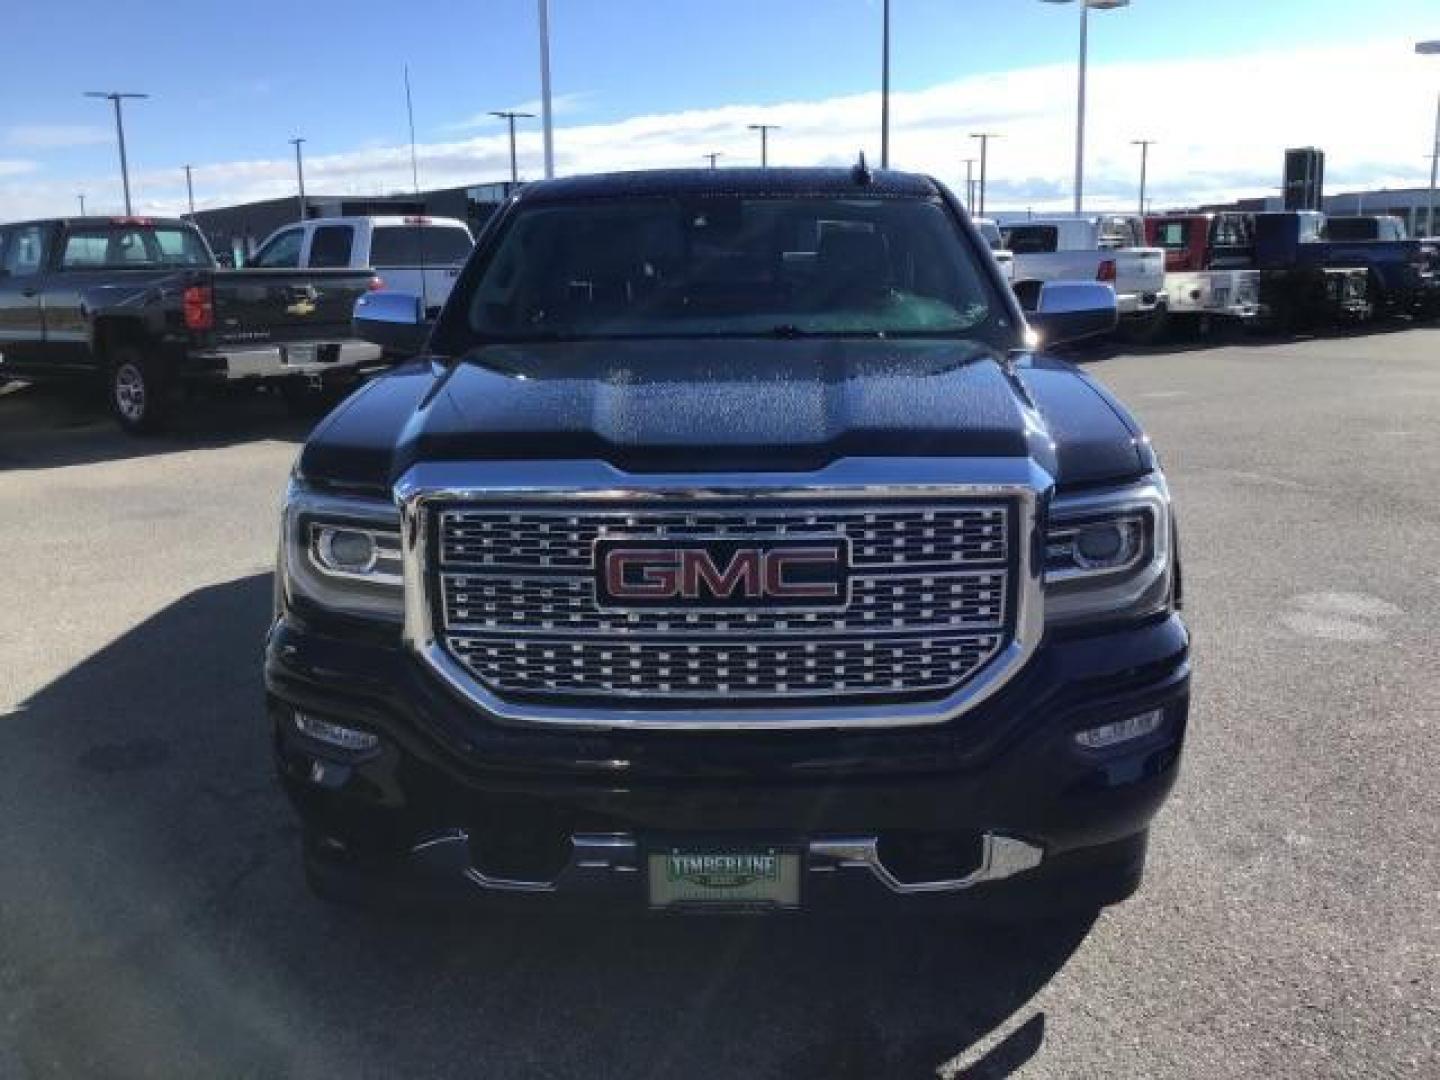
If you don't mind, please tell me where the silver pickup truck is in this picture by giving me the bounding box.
[1004,215,1167,340]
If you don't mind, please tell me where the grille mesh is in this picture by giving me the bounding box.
[432,501,1013,703]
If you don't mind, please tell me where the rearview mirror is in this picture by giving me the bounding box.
[1020,282,1118,347]
[353,291,432,358]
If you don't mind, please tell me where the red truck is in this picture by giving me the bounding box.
[1144,213,1260,333]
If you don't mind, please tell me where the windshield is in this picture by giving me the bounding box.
[456,195,998,345]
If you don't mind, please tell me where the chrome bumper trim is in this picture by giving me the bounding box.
[207,340,384,380]
[807,834,1043,893]
[410,830,1043,896]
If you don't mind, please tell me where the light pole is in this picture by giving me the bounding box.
[84,91,148,216]
[963,157,977,209]
[970,133,999,217]
[77,193,87,216]
[490,110,535,184]
[289,137,307,221]
[880,0,891,168]
[183,164,196,217]
[1131,139,1155,218]
[538,0,555,179]
[1418,41,1440,237]
[703,152,723,170]
[748,124,779,167]
[1042,0,1130,214]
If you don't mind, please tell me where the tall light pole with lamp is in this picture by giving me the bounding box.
[289,137,308,221]
[748,124,780,167]
[1131,139,1155,218]
[970,133,1000,217]
[1041,0,1130,214]
[490,110,535,184]
[84,91,148,216]
[963,157,977,209]
[1418,41,1439,237]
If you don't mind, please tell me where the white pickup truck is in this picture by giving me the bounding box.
[974,217,1015,282]
[252,215,475,318]
[1002,215,1167,338]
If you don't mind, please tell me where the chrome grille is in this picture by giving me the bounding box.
[440,505,1007,570]
[449,635,1002,698]
[442,570,1005,637]
[432,501,1013,703]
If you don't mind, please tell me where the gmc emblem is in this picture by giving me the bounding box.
[595,537,849,609]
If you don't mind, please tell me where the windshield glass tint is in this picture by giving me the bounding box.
[464,196,994,341]
[370,225,474,266]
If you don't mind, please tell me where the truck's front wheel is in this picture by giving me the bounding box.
[109,346,173,435]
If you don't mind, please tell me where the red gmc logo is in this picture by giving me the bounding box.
[596,539,847,609]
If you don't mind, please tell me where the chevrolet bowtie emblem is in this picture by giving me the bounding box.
[285,298,317,317]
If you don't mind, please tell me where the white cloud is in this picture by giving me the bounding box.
[6,124,111,150]
[2,36,1435,221]
[0,160,38,178]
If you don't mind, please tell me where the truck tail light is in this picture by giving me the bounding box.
[368,275,385,291]
[1096,260,1117,283]
[182,284,214,331]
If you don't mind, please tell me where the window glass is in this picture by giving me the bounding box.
[3,225,47,276]
[460,196,996,345]
[59,226,211,270]
[370,225,474,266]
[254,228,304,268]
[151,227,211,265]
[1003,225,1058,254]
[309,225,354,268]
[1154,222,1188,249]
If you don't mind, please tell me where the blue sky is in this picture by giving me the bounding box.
[2,0,1437,218]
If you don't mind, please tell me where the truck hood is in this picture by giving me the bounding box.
[300,340,1150,493]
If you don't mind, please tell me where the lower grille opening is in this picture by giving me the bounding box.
[875,830,986,885]
[468,805,576,883]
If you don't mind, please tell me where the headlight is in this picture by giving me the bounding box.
[280,479,403,622]
[1044,476,1174,628]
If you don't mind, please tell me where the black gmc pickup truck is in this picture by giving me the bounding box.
[0,216,384,432]
[268,168,1190,918]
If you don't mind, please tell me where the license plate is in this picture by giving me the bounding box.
[648,845,800,910]
[284,343,317,366]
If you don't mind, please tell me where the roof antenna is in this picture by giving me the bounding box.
[852,150,873,186]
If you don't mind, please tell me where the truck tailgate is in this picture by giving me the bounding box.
[1115,248,1166,295]
[210,268,374,345]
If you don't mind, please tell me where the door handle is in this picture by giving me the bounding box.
[20,287,39,298]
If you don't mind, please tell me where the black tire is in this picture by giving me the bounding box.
[1118,304,1170,346]
[108,344,173,435]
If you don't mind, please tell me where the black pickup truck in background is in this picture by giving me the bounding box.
[0,216,386,432]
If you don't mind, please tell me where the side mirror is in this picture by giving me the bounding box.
[1020,282,1118,347]
[353,291,432,358]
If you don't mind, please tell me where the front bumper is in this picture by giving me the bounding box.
[266,609,1190,910]
[189,339,386,382]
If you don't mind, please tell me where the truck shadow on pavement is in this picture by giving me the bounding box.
[2,574,1090,1080]
[0,382,315,471]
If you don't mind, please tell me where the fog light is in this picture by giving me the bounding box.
[1074,709,1164,749]
[315,527,378,574]
[293,711,379,752]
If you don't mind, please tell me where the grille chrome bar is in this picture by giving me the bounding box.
[397,458,1049,731]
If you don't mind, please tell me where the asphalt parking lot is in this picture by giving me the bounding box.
[2,327,1437,1079]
